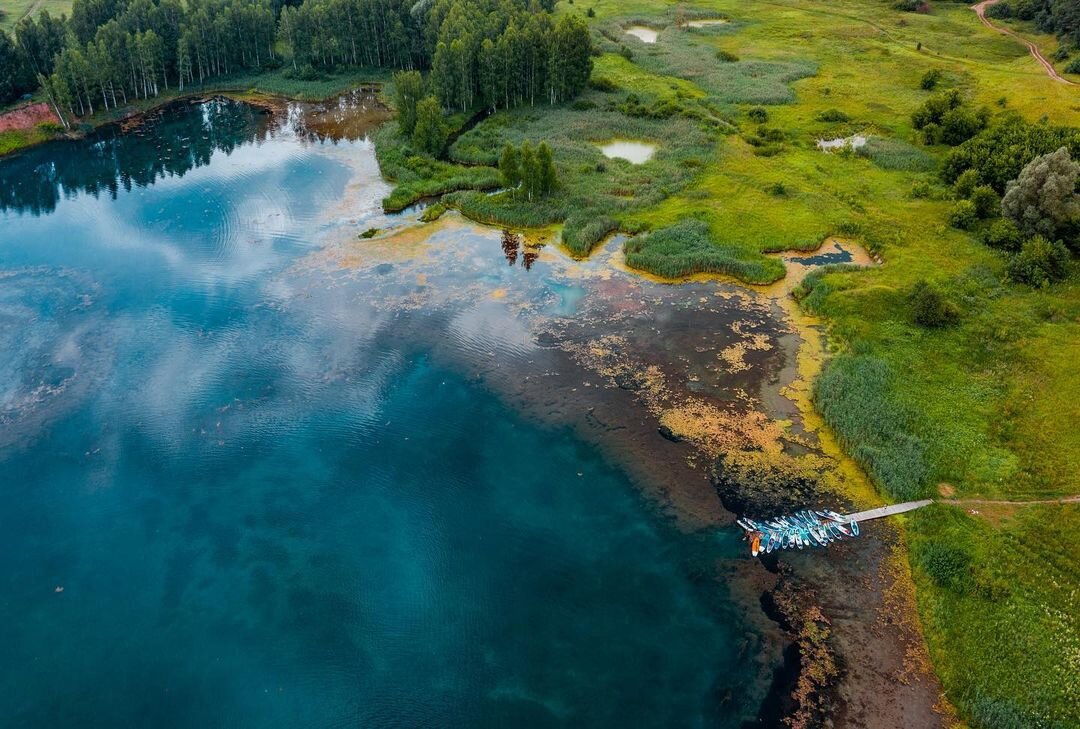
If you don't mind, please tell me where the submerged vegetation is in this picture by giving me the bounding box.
[4,0,1079,726]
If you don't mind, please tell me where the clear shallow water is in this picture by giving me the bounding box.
[624,26,659,43]
[0,98,765,727]
[598,140,657,164]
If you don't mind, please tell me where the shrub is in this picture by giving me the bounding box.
[909,280,959,327]
[970,185,1000,219]
[981,218,1024,252]
[939,106,988,146]
[920,68,943,90]
[953,168,980,197]
[911,181,932,198]
[747,106,769,123]
[916,542,972,591]
[716,49,739,62]
[949,200,978,229]
[942,115,1080,192]
[912,89,962,129]
[589,76,619,92]
[765,181,787,196]
[1067,58,1080,74]
[1051,47,1070,62]
[815,108,850,123]
[1006,236,1072,286]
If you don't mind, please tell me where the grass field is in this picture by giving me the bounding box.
[0,0,71,32]
[535,1,1078,726]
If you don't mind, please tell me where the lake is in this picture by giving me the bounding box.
[0,95,777,726]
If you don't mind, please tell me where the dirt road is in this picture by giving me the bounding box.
[972,0,1077,85]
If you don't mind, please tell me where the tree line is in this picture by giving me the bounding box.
[985,0,1080,46]
[1,0,592,129]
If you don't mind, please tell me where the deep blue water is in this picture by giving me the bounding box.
[0,99,763,727]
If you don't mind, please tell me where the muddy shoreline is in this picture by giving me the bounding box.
[302,213,949,727]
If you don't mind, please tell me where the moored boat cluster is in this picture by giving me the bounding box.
[737,510,860,556]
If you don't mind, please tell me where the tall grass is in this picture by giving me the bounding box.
[813,354,932,501]
[857,137,937,172]
[563,214,619,256]
[374,125,500,211]
[623,219,785,283]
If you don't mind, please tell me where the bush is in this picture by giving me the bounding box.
[981,218,1024,252]
[747,106,769,123]
[949,200,978,229]
[1067,58,1080,75]
[1006,236,1072,286]
[920,68,943,90]
[909,280,959,327]
[589,76,619,92]
[815,108,850,123]
[953,168,980,197]
[765,181,787,196]
[921,122,941,145]
[716,49,739,62]
[916,542,972,591]
[970,185,1000,219]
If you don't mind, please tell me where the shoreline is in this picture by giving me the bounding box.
[0,70,390,160]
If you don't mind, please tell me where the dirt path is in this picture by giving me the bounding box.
[942,495,1080,506]
[972,0,1077,85]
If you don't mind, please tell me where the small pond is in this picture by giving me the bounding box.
[816,134,868,153]
[624,26,659,43]
[598,140,657,164]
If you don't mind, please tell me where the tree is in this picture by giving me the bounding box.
[412,95,447,155]
[970,185,1000,219]
[0,30,34,105]
[908,280,958,328]
[537,141,557,195]
[949,200,977,230]
[981,218,1023,252]
[499,143,521,191]
[1002,146,1080,248]
[392,70,424,136]
[1006,235,1072,286]
[520,140,539,201]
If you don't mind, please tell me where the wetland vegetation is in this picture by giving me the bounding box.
[3,0,1080,727]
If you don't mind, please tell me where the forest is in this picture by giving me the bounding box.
[985,0,1080,44]
[0,0,592,126]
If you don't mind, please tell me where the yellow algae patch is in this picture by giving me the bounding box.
[718,320,774,374]
[659,400,786,458]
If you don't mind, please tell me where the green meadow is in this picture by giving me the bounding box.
[373,0,1080,725]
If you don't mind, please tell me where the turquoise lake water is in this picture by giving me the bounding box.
[0,98,767,727]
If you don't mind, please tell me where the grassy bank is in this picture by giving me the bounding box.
[562,0,1078,726]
